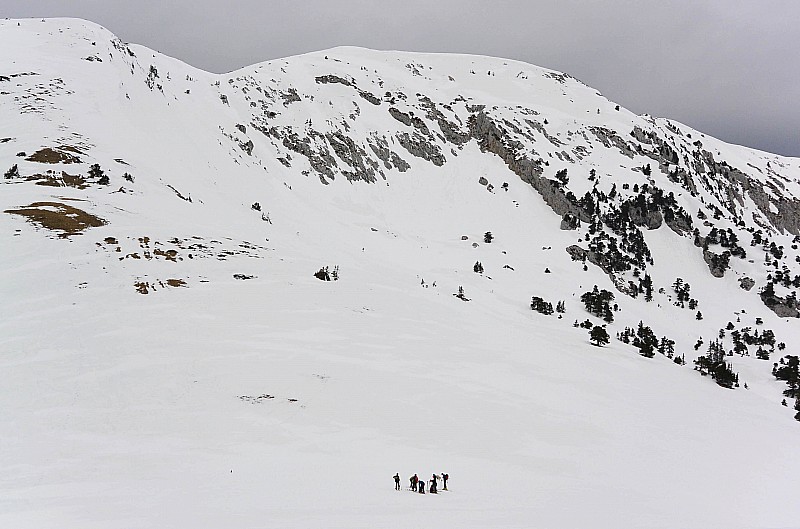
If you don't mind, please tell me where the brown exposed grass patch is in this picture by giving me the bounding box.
[61,171,88,188]
[154,248,179,262]
[59,145,85,155]
[25,170,88,189]
[134,278,187,294]
[26,173,59,187]
[26,147,82,164]
[5,201,106,237]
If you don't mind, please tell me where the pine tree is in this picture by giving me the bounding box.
[641,274,654,302]
[580,286,615,323]
[89,163,109,185]
[774,356,800,398]
[473,261,484,274]
[454,286,469,301]
[314,267,331,281]
[4,164,19,179]
[659,337,675,358]
[531,296,554,315]
[590,325,610,347]
[632,321,658,358]
[694,339,739,388]
[484,231,493,243]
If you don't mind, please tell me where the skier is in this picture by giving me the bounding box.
[429,474,438,494]
[442,472,449,490]
[418,478,425,494]
[393,473,401,490]
[410,473,418,491]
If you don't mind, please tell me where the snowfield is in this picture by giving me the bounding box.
[1,18,800,529]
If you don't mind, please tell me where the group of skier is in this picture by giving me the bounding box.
[393,472,449,494]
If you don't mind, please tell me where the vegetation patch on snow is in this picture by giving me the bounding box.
[5,200,105,237]
[25,146,83,164]
[25,170,89,189]
[134,278,187,294]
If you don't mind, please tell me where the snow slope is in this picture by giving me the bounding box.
[2,18,800,529]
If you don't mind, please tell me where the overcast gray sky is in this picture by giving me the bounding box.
[5,0,799,156]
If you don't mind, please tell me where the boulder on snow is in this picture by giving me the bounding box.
[739,277,756,291]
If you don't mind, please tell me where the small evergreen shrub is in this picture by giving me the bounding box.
[454,286,469,301]
[4,164,19,179]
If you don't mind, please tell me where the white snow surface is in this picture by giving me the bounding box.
[1,18,800,529]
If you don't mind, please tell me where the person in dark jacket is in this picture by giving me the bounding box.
[442,472,449,490]
[410,473,418,491]
[393,473,401,490]
[429,474,437,494]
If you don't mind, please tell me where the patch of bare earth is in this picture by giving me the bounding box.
[5,201,106,237]
[25,147,82,164]
[134,278,187,294]
[97,236,183,262]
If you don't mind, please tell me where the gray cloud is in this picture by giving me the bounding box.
[5,0,799,156]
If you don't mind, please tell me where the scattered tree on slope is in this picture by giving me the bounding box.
[590,325,610,346]
[530,296,554,315]
[694,339,739,389]
[4,164,19,179]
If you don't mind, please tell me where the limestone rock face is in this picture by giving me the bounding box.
[629,205,663,230]
[760,291,800,318]
[396,132,445,166]
[703,249,730,278]
[566,245,588,261]
[561,214,580,231]
[665,210,692,235]
[468,111,589,223]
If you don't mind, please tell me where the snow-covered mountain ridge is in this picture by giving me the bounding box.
[2,18,800,529]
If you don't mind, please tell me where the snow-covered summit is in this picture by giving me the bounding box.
[2,18,800,529]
